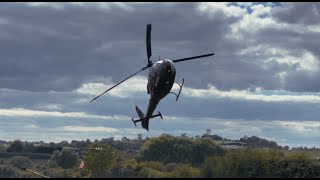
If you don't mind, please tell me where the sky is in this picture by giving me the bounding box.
[0,2,320,148]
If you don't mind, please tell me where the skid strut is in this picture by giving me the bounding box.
[169,78,184,101]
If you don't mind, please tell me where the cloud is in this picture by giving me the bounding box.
[0,2,238,92]
[0,108,129,120]
[75,76,320,103]
[272,2,320,25]
[62,126,120,133]
[20,2,135,11]
[0,2,319,94]
[0,113,319,148]
[197,2,247,17]
[76,76,147,98]
[183,85,320,103]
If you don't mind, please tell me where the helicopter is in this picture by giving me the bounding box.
[90,24,214,131]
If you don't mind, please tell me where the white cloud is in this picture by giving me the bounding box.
[0,108,129,120]
[197,2,247,18]
[275,121,320,133]
[230,12,275,35]
[75,76,320,103]
[307,24,320,33]
[250,4,272,17]
[232,2,254,7]
[266,50,319,72]
[23,2,65,10]
[21,2,136,11]
[182,85,320,103]
[75,75,147,98]
[222,4,277,41]
[62,126,119,133]
[164,116,320,147]
[34,103,62,111]
[237,44,267,56]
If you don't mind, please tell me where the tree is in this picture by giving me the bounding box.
[7,140,24,153]
[24,143,35,153]
[84,143,121,177]
[50,148,79,169]
[180,133,187,138]
[137,134,143,141]
[0,144,8,152]
[205,129,211,135]
[121,137,129,142]
[284,146,289,151]
[136,134,225,166]
[85,139,91,145]
[202,149,274,178]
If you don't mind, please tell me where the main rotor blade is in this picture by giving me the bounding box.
[146,24,152,61]
[172,53,215,63]
[90,68,145,103]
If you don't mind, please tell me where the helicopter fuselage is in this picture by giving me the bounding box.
[144,59,176,122]
[90,24,214,131]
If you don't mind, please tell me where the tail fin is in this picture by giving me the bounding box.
[135,105,144,119]
[135,105,148,131]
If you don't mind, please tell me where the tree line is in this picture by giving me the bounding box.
[0,132,319,178]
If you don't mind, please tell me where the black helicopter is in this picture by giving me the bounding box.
[90,24,214,131]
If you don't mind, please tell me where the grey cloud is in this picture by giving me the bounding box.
[250,27,320,92]
[272,2,320,25]
[284,70,320,92]
[0,2,241,92]
[0,2,319,93]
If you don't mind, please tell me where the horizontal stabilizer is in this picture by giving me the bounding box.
[131,111,163,131]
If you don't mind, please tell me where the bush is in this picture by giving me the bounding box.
[140,161,165,172]
[165,163,178,172]
[168,164,200,178]
[0,165,17,178]
[137,134,225,166]
[43,167,66,178]
[270,152,320,178]
[84,143,121,177]
[50,148,79,169]
[6,140,24,153]
[137,167,167,178]
[10,156,33,169]
[201,149,320,178]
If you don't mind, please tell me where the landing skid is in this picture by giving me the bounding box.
[131,111,163,127]
[169,78,184,101]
